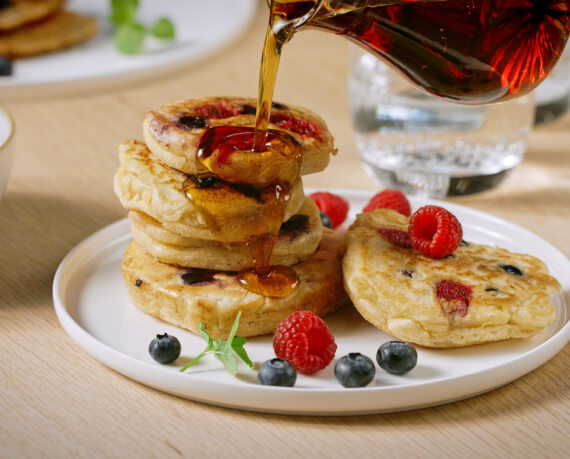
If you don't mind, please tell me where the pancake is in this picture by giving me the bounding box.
[122,229,349,339]
[343,209,561,348]
[129,197,323,270]
[113,140,305,243]
[0,0,66,31]
[142,96,336,177]
[0,9,97,58]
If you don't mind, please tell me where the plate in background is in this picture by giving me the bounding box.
[0,0,257,99]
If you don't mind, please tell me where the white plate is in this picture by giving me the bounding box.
[0,0,257,99]
[53,190,570,415]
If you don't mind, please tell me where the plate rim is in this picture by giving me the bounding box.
[52,191,570,415]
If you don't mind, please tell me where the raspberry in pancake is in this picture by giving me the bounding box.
[142,96,336,177]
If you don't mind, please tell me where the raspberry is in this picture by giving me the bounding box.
[195,102,241,119]
[363,189,411,216]
[270,113,321,137]
[436,279,473,317]
[273,311,337,375]
[377,228,412,248]
[309,192,349,229]
[408,205,462,258]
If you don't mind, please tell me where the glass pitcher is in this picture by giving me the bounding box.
[268,0,570,103]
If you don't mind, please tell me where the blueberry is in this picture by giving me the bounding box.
[271,101,288,110]
[149,333,181,364]
[500,264,523,276]
[319,211,333,229]
[0,57,12,76]
[376,341,417,375]
[241,104,257,115]
[279,214,309,236]
[178,115,207,130]
[181,269,216,285]
[258,358,296,387]
[334,353,376,388]
[191,174,222,189]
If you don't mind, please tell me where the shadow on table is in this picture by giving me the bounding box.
[0,192,123,310]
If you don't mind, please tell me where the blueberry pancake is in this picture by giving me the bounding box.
[0,9,97,58]
[122,229,349,339]
[343,209,561,348]
[128,197,323,271]
[113,140,305,243]
[142,96,336,177]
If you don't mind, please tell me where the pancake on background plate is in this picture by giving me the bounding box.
[0,5,97,58]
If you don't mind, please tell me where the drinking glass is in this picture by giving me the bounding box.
[534,47,570,125]
[348,47,535,197]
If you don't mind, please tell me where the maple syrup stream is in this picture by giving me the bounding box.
[204,2,300,298]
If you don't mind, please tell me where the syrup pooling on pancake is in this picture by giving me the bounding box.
[143,97,335,177]
[194,121,304,298]
[113,140,305,243]
[237,234,301,298]
[196,126,302,186]
[182,173,293,240]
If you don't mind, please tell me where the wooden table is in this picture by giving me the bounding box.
[1,2,568,456]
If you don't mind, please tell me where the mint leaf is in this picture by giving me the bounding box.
[213,338,228,353]
[227,311,241,343]
[178,350,206,372]
[110,0,138,25]
[179,312,252,375]
[110,0,175,55]
[231,336,253,368]
[199,323,214,351]
[151,17,175,39]
[217,351,238,376]
[114,22,145,55]
[179,323,213,372]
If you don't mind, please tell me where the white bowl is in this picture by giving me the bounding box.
[0,106,15,199]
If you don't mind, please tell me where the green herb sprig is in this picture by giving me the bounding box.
[110,0,175,55]
[179,312,253,376]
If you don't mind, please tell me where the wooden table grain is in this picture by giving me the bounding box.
[1,2,568,457]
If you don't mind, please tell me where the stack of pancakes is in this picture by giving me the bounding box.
[0,0,97,58]
[114,97,350,339]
